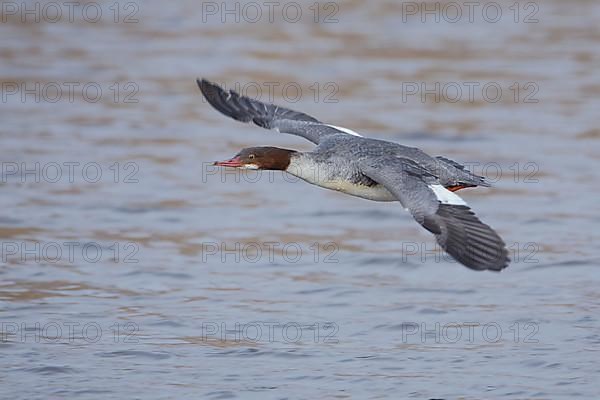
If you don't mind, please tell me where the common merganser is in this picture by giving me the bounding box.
[198,79,509,271]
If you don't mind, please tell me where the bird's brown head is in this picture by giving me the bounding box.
[213,147,296,170]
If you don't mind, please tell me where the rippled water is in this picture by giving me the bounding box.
[1,0,599,398]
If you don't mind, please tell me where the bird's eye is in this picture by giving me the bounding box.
[248,154,255,160]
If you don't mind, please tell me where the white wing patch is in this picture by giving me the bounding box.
[429,184,468,206]
[325,124,363,137]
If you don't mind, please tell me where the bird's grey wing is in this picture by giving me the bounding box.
[359,158,509,271]
[197,79,360,144]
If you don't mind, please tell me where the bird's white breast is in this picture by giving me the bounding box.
[287,157,396,201]
[315,179,397,201]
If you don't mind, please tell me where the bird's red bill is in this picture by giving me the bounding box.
[213,156,243,167]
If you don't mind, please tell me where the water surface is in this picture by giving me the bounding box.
[1,1,599,398]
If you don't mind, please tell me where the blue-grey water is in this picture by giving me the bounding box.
[1,0,599,398]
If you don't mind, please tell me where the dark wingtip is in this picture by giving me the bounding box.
[196,77,209,90]
[434,204,510,272]
[196,78,256,124]
[196,78,218,96]
[484,254,510,272]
